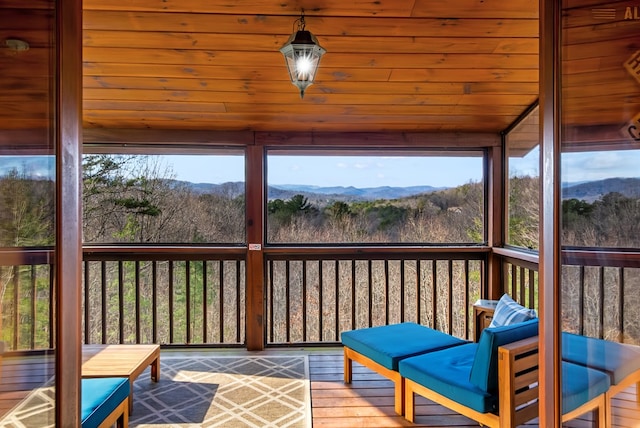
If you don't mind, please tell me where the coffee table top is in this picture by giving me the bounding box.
[82,344,159,378]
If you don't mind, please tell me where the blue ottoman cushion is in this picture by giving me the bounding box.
[469,318,539,394]
[81,377,129,428]
[341,322,467,370]
[399,343,495,413]
[562,332,640,385]
[562,361,610,414]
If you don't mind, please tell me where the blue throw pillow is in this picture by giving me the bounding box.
[488,294,537,328]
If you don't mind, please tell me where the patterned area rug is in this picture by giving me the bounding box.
[0,354,311,428]
[131,355,311,428]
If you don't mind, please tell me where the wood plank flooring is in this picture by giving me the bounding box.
[309,352,640,428]
[1,349,639,427]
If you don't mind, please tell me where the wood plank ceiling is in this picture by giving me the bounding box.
[4,0,639,149]
[80,0,540,135]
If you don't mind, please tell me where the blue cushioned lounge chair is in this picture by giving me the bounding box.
[341,322,467,414]
[400,320,610,427]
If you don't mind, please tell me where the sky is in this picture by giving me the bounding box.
[509,147,640,184]
[2,149,640,187]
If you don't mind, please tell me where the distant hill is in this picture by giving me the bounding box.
[167,180,445,202]
[562,177,640,202]
[269,184,444,201]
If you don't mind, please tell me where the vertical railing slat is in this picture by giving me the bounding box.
[431,260,437,330]
[186,260,191,344]
[12,267,18,350]
[285,260,290,343]
[416,259,422,324]
[202,260,208,343]
[350,260,356,330]
[464,260,470,341]
[84,261,90,344]
[135,261,141,344]
[236,260,242,344]
[318,260,324,341]
[268,260,274,343]
[303,260,308,341]
[599,266,605,339]
[335,260,339,341]
[448,260,453,335]
[619,267,625,343]
[578,266,585,336]
[169,261,174,344]
[221,260,226,343]
[152,261,158,344]
[400,260,405,323]
[101,260,107,344]
[367,260,373,327]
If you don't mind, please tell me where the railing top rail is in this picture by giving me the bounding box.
[0,247,54,266]
[265,245,490,260]
[82,245,246,261]
[562,248,640,268]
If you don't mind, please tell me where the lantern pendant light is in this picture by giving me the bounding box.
[279,10,326,98]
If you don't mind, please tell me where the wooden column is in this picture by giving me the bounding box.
[486,144,504,300]
[539,0,562,424]
[245,144,265,350]
[56,0,83,425]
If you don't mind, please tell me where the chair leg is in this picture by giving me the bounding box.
[394,377,404,415]
[404,382,415,423]
[343,348,352,384]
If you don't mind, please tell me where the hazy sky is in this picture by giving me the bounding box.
[2,149,640,187]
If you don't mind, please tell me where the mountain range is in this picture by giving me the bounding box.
[169,177,640,203]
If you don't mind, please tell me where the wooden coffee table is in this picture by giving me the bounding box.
[82,344,160,413]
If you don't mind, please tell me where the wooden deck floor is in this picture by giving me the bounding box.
[309,352,640,428]
[1,349,639,427]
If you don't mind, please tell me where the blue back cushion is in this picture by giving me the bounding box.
[469,319,539,394]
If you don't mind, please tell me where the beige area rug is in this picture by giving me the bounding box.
[0,355,311,428]
[130,355,311,428]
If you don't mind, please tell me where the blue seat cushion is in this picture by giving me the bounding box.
[562,332,640,385]
[81,377,130,428]
[341,322,467,371]
[562,361,610,414]
[399,343,496,413]
[469,318,539,394]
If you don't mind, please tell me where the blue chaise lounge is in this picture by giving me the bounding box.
[342,322,467,414]
[400,319,609,427]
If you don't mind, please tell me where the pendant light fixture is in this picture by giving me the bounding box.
[279,10,326,98]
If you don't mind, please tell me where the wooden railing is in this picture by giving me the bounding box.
[0,248,54,351]
[82,246,246,347]
[4,245,639,350]
[495,247,640,345]
[264,247,488,345]
[494,248,539,311]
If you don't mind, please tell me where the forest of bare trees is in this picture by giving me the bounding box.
[1,154,640,349]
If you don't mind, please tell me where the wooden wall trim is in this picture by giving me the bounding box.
[486,144,504,300]
[82,128,501,148]
[56,0,82,425]
[539,0,562,424]
[256,131,501,147]
[245,144,265,350]
[82,128,254,146]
